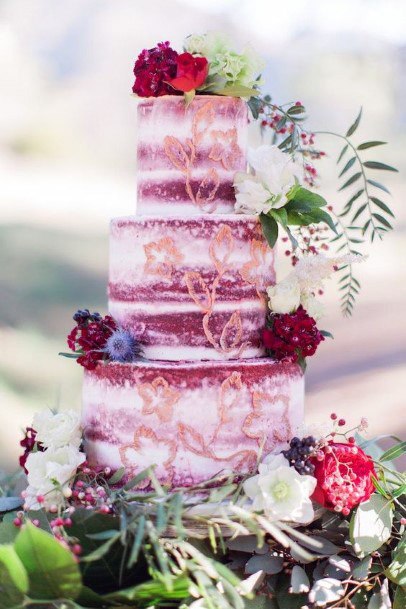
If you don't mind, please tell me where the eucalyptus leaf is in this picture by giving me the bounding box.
[108,466,126,485]
[370,197,395,217]
[363,161,398,172]
[352,556,372,581]
[14,521,82,600]
[245,554,283,575]
[339,156,356,178]
[339,172,362,191]
[0,497,23,513]
[290,565,310,593]
[367,179,391,194]
[385,538,406,586]
[350,494,393,557]
[346,107,362,137]
[380,441,406,462]
[372,213,393,229]
[393,584,406,609]
[357,141,386,150]
[337,143,348,164]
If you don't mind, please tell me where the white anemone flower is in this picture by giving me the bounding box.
[33,408,82,450]
[243,454,316,524]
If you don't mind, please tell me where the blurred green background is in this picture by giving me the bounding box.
[1,0,405,472]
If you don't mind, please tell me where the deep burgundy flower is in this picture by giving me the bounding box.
[67,310,117,370]
[132,41,179,97]
[310,442,376,515]
[263,306,324,363]
[168,52,209,93]
[19,427,44,474]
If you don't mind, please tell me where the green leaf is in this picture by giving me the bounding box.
[0,544,29,609]
[183,89,196,107]
[213,85,260,98]
[308,208,338,233]
[14,521,82,600]
[351,203,367,223]
[270,207,288,228]
[393,583,406,609]
[367,179,391,194]
[385,538,406,586]
[380,441,406,462]
[357,141,386,150]
[337,143,348,164]
[363,161,398,172]
[108,466,126,485]
[339,172,362,191]
[287,105,305,115]
[0,520,20,545]
[248,96,263,119]
[320,330,334,339]
[59,351,80,359]
[371,197,395,217]
[339,156,356,177]
[103,576,190,604]
[260,214,279,248]
[123,466,154,491]
[288,186,328,208]
[346,107,362,137]
[350,494,393,557]
[0,497,23,513]
[372,213,393,229]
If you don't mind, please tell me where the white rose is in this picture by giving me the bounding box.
[32,408,82,449]
[243,453,316,524]
[248,145,298,207]
[234,173,272,215]
[184,31,230,60]
[267,277,301,314]
[300,293,325,320]
[25,445,85,510]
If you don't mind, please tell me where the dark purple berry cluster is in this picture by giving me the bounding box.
[282,436,317,475]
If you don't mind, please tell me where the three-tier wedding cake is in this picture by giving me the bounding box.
[81,94,304,487]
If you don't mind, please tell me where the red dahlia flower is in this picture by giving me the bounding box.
[262,306,324,363]
[132,41,179,97]
[310,442,376,515]
[168,52,209,93]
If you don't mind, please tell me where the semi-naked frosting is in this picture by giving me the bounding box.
[82,94,305,488]
[137,95,247,216]
[82,359,304,487]
[109,215,275,361]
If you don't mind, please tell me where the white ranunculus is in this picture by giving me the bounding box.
[25,445,85,510]
[267,277,301,314]
[300,293,325,320]
[32,408,82,449]
[234,173,273,215]
[248,145,298,207]
[243,453,316,524]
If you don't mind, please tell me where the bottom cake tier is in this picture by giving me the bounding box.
[82,358,304,488]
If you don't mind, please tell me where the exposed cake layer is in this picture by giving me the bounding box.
[136,95,247,216]
[82,359,304,488]
[109,215,275,361]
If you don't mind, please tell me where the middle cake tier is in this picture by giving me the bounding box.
[109,215,276,361]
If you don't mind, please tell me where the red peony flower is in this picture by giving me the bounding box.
[168,52,209,93]
[19,427,44,474]
[132,41,179,97]
[263,306,324,363]
[310,442,376,515]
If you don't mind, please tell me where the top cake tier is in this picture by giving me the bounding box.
[137,95,247,216]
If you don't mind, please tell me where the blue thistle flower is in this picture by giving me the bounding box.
[105,329,142,363]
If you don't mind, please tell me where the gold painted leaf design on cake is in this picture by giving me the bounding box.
[219,311,243,352]
[119,425,177,488]
[192,101,215,147]
[242,392,292,453]
[138,376,180,423]
[209,224,234,274]
[163,136,190,173]
[221,449,258,472]
[240,239,274,294]
[209,127,240,170]
[178,423,216,459]
[184,271,212,312]
[218,371,243,424]
[144,236,183,279]
[195,168,220,213]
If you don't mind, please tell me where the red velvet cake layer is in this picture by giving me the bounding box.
[109,215,276,360]
[136,95,247,216]
[82,359,304,488]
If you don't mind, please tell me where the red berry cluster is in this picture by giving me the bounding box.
[67,310,117,370]
[262,306,324,363]
[132,41,179,97]
[19,427,44,474]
